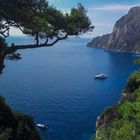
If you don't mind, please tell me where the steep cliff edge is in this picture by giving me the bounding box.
[93,71,140,140]
[88,6,140,53]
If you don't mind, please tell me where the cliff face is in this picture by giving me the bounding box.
[88,6,140,53]
[87,34,110,48]
[94,71,140,140]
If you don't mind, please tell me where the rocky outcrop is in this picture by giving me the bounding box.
[94,71,140,140]
[88,6,140,53]
[87,34,110,48]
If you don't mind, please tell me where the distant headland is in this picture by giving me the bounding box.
[87,6,140,53]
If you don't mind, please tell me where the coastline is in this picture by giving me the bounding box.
[93,69,140,140]
[87,45,140,55]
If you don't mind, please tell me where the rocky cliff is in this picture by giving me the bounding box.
[88,6,140,53]
[93,71,140,140]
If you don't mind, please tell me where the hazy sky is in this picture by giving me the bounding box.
[10,0,140,38]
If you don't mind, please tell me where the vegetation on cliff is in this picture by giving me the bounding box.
[134,58,140,64]
[94,71,140,140]
[0,96,41,140]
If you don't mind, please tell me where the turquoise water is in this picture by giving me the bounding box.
[0,36,139,140]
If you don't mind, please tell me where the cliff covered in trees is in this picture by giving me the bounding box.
[0,96,41,140]
[88,6,140,53]
[93,69,140,140]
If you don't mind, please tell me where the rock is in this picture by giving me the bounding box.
[88,6,140,53]
[87,34,110,48]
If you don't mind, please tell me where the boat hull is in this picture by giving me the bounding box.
[94,76,107,79]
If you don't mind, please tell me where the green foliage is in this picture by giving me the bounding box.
[0,0,93,45]
[95,117,135,140]
[0,96,17,130]
[119,101,134,119]
[23,2,93,40]
[15,113,40,140]
[0,128,12,140]
[64,3,93,36]
[108,119,134,140]
[0,96,41,140]
[124,71,140,93]
[134,88,140,102]
[94,71,140,140]
[134,58,140,64]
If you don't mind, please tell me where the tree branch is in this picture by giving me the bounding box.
[46,34,68,46]
[2,34,69,57]
[0,22,10,37]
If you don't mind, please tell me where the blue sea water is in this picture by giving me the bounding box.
[0,36,139,140]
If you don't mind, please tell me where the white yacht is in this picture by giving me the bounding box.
[95,73,108,79]
[37,123,47,129]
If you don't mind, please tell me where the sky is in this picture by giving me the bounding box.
[10,0,140,38]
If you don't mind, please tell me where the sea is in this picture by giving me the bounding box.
[0,36,139,140]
